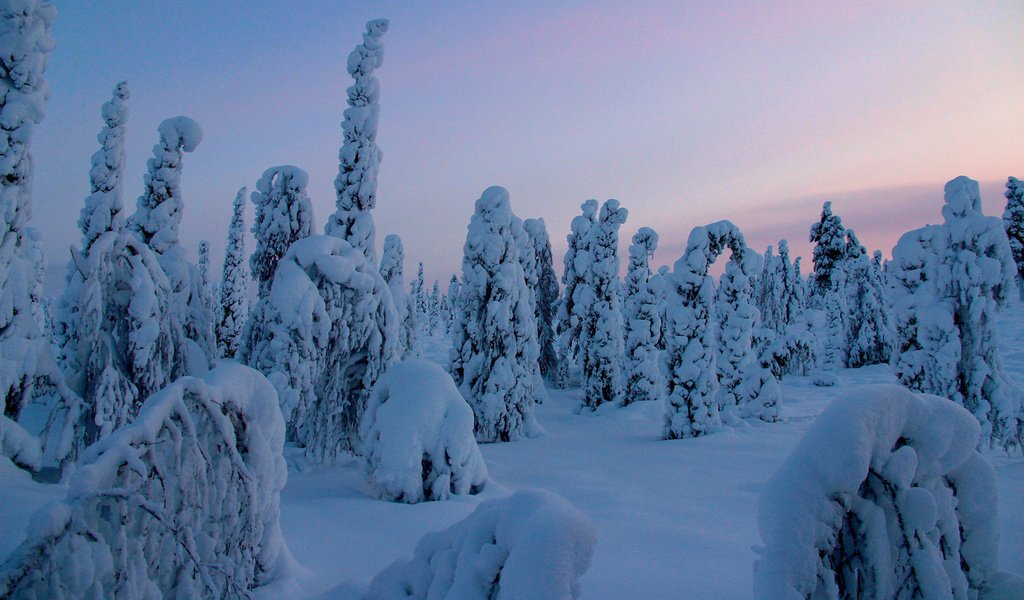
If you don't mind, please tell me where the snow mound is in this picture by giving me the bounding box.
[0,364,295,598]
[754,384,1022,599]
[366,489,596,600]
[359,359,487,503]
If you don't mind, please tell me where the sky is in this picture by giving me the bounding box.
[32,0,1024,288]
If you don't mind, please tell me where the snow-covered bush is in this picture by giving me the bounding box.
[325,18,389,265]
[366,489,596,600]
[555,199,599,387]
[246,235,399,460]
[754,384,1023,599]
[623,227,662,405]
[524,218,561,384]
[380,233,418,357]
[359,359,487,503]
[662,221,747,439]
[579,200,628,409]
[450,186,539,443]
[890,176,1021,450]
[0,364,295,599]
[249,165,315,300]
[1003,176,1024,298]
[217,187,250,358]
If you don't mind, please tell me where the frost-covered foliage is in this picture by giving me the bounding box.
[197,239,216,316]
[845,245,894,368]
[663,221,747,439]
[0,364,295,599]
[808,201,847,301]
[579,199,628,409]
[78,81,129,251]
[754,384,1023,599]
[813,286,845,387]
[428,280,442,334]
[245,235,398,460]
[217,187,249,358]
[412,261,427,321]
[249,165,314,299]
[324,18,389,266]
[890,176,1021,450]
[359,360,487,503]
[446,274,460,332]
[366,489,597,600]
[380,233,418,357]
[1003,176,1024,298]
[450,186,540,443]
[512,215,548,406]
[555,199,599,387]
[524,218,561,385]
[754,240,815,379]
[623,227,662,405]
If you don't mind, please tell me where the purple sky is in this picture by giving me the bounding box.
[32,1,1024,288]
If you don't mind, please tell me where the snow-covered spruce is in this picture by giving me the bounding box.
[428,279,442,334]
[890,176,1021,450]
[325,18,389,266]
[366,489,596,600]
[754,384,1023,599]
[579,199,628,409]
[217,187,250,358]
[555,199,599,387]
[662,221,746,439]
[450,186,540,443]
[524,218,562,385]
[379,233,418,357]
[1004,175,1024,299]
[512,215,549,405]
[77,81,129,252]
[844,245,894,368]
[197,239,216,320]
[622,227,662,405]
[808,200,847,302]
[412,261,427,321]
[812,282,845,387]
[248,165,315,300]
[0,364,295,598]
[446,274,460,332]
[246,235,399,460]
[359,359,487,503]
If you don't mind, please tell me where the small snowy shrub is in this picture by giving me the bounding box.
[754,384,1023,600]
[366,489,596,600]
[359,359,487,503]
[0,364,294,599]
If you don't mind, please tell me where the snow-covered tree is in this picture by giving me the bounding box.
[197,239,216,319]
[446,274,460,332]
[366,490,596,600]
[428,279,442,334]
[217,187,249,358]
[755,384,1022,599]
[524,218,561,385]
[77,81,129,252]
[379,233,418,357]
[246,235,399,460]
[890,176,1021,450]
[579,200,628,410]
[450,186,540,443]
[555,199,598,387]
[324,18,389,266]
[359,359,487,503]
[663,221,747,439]
[1003,176,1024,299]
[845,246,894,368]
[808,201,847,300]
[622,227,661,406]
[249,165,314,300]
[0,365,295,598]
[412,261,427,321]
[813,283,845,387]
[512,215,548,405]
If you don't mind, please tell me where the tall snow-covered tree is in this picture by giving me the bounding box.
[78,81,129,252]
[246,235,399,459]
[324,18,389,265]
[450,186,539,442]
[623,227,661,406]
[379,233,418,357]
[512,215,548,405]
[555,199,598,387]
[217,187,249,358]
[1003,176,1024,299]
[523,218,561,385]
[446,274,460,332]
[891,176,1021,450]
[428,280,442,334]
[249,165,314,300]
[412,261,427,320]
[845,244,894,368]
[808,201,847,300]
[580,200,628,410]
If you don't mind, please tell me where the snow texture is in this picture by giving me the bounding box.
[890,176,1021,450]
[754,384,1021,599]
[245,234,399,461]
[524,218,561,386]
[359,359,487,503]
[217,187,250,358]
[623,226,662,405]
[0,364,294,599]
[450,186,540,443]
[365,489,596,600]
[249,165,314,300]
[325,18,389,266]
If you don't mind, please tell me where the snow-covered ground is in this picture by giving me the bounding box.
[3,315,1023,598]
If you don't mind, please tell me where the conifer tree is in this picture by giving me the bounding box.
[428,280,442,334]
[555,200,599,386]
[380,233,418,356]
[217,187,249,358]
[523,218,561,385]
[325,18,389,265]
[808,201,847,300]
[249,165,314,299]
[622,227,661,405]
[1003,176,1024,299]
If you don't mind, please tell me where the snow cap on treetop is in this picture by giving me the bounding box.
[476,185,512,220]
[157,116,203,152]
[943,175,982,219]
